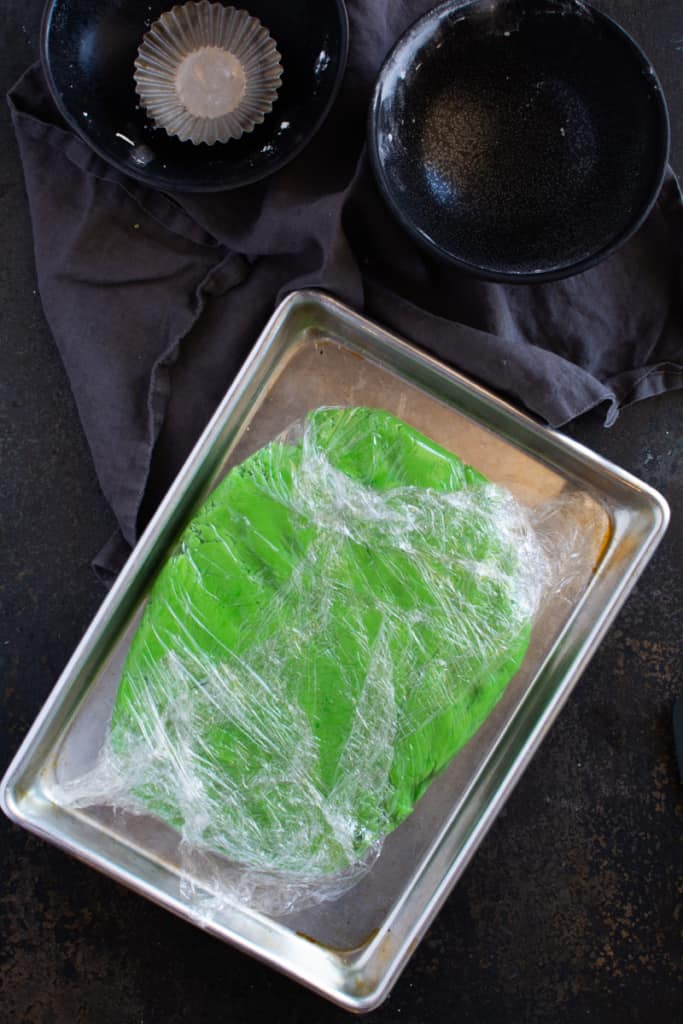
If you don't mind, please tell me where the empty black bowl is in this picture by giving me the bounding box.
[41,0,348,192]
[369,0,669,282]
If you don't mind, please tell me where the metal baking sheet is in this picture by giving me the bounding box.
[1,290,669,1011]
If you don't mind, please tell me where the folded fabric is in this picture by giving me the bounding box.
[8,0,683,575]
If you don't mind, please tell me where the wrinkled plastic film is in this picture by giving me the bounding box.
[55,407,603,915]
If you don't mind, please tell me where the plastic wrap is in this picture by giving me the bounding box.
[56,407,590,914]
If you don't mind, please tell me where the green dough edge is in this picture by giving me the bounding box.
[111,407,531,875]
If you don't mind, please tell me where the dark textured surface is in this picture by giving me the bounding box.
[1,2,682,1023]
[42,0,348,190]
[370,0,670,280]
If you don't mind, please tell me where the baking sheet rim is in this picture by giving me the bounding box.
[0,289,670,1011]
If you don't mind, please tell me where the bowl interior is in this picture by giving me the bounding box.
[42,0,348,192]
[370,0,669,281]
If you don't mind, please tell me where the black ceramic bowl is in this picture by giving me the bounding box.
[369,0,669,283]
[42,0,348,192]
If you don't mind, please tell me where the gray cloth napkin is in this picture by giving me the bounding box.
[9,1,683,575]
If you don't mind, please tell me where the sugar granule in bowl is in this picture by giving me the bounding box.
[134,1,283,145]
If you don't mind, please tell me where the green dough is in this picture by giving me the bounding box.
[111,407,532,876]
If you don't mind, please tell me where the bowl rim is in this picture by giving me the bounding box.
[40,0,350,193]
[368,0,670,284]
